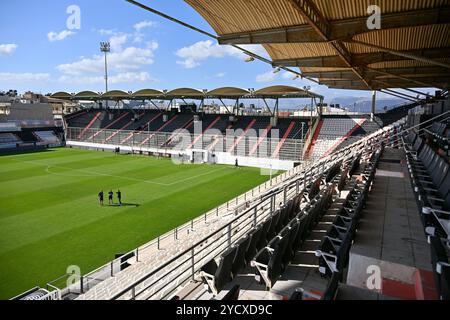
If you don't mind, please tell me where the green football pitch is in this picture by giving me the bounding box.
[0,147,271,299]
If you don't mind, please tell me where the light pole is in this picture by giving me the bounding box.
[100,41,110,109]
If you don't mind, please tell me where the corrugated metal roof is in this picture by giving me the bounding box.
[186,0,450,90]
[165,88,204,97]
[315,0,450,20]
[132,89,164,97]
[185,0,307,34]
[207,87,249,96]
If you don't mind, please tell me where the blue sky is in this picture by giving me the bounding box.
[0,0,433,104]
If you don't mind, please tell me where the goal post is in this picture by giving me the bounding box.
[190,149,210,164]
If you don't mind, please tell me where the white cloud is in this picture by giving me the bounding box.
[0,44,18,56]
[0,72,50,82]
[47,30,75,42]
[97,29,116,36]
[176,58,200,69]
[134,21,156,31]
[256,71,278,83]
[175,40,268,68]
[110,34,128,52]
[57,41,159,76]
[215,72,226,78]
[58,71,156,85]
[132,21,157,43]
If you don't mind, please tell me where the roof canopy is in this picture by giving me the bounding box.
[132,89,164,98]
[51,92,73,99]
[254,85,311,97]
[207,87,250,97]
[74,91,100,99]
[102,90,130,99]
[165,88,205,98]
[51,86,323,101]
[186,0,450,90]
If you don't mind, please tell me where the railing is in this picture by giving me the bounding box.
[66,127,305,161]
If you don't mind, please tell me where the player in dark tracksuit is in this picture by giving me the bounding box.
[108,190,114,205]
[98,191,104,206]
[116,190,122,205]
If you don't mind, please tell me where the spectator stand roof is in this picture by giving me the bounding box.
[51,85,323,101]
[183,0,450,92]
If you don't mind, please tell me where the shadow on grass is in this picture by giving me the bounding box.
[0,147,58,157]
[107,203,140,207]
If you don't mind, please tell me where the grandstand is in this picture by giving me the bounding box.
[3,0,450,303]
[0,103,64,153]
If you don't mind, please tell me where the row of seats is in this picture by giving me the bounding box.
[252,184,334,289]
[403,130,450,300]
[424,121,450,159]
[250,161,349,290]
[199,193,304,295]
[66,110,310,141]
[316,150,380,280]
[197,159,348,295]
[0,133,22,148]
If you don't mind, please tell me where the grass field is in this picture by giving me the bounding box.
[0,148,271,299]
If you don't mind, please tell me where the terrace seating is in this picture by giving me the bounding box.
[429,236,450,300]
[316,150,380,278]
[66,110,310,141]
[34,131,60,144]
[404,134,450,240]
[244,226,264,266]
[255,217,273,251]
[231,236,252,278]
[424,122,450,159]
[251,229,290,289]
[199,246,239,296]
[251,181,334,289]
[16,130,38,143]
[0,132,22,148]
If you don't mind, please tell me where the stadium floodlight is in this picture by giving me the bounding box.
[245,56,255,62]
[273,67,281,74]
[100,41,110,107]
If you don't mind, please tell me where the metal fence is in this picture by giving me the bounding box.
[66,127,305,161]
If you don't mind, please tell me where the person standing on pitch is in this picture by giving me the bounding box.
[116,189,122,206]
[108,190,114,205]
[98,190,104,206]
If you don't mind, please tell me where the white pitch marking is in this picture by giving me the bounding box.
[14,158,232,187]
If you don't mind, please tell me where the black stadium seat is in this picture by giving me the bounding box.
[429,236,450,300]
[281,221,301,266]
[266,210,281,240]
[200,246,239,295]
[231,236,252,278]
[255,217,272,251]
[244,227,263,266]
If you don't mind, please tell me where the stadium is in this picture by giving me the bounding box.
[0,0,449,303]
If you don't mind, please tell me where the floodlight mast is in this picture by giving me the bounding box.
[100,41,110,108]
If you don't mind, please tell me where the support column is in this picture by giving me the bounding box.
[371,90,377,122]
[319,98,324,119]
